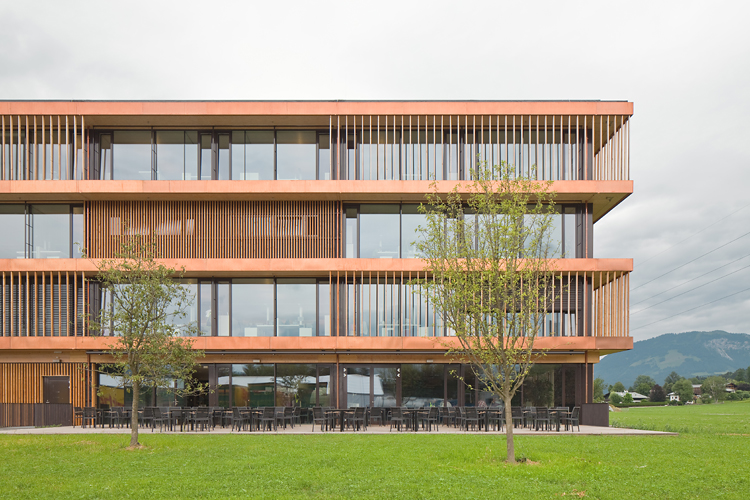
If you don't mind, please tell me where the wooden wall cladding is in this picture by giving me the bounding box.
[0,362,94,406]
[1,271,88,337]
[85,200,342,259]
[592,271,629,338]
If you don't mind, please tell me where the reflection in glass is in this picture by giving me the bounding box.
[156,131,198,180]
[113,131,151,180]
[318,133,330,180]
[277,280,316,337]
[401,205,426,259]
[345,207,358,258]
[243,364,275,407]
[373,367,397,407]
[72,206,84,257]
[200,134,212,180]
[167,280,197,336]
[276,364,316,407]
[98,134,112,180]
[0,205,25,258]
[359,205,399,258]
[345,366,370,408]
[402,364,444,408]
[235,131,274,180]
[217,365,231,408]
[277,131,316,180]
[30,205,70,258]
[217,133,230,180]
[217,282,230,336]
[199,282,212,336]
[232,279,274,337]
[318,282,331,336]
[318,366,332,406]
[230,364,250,406]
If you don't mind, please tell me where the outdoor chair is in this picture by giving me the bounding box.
[561,406,580,432]
[455,407,466,429]
[140,407,154,430]
[311,407,328,432]
[192,407,211,431]
[389,407,406,432]
[169,408,185,432]
[511,407,524,428]
[152,407,169,432]
[346,407,366,431]
[73,406,84,427]
[464,407,480,431]
[258,407,276,431]
[422,407,439,431]
[82,407,97,429]
[292,407,302,427]
[231,407,251,432]
[368,407,383,426]
[488,409,504,431]
[535,407,551,431]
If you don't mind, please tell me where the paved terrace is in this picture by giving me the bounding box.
[0,424,676,436]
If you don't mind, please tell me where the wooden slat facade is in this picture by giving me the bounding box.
[1,271,88,337]
[0,362,94,406]
[85,200,342,259]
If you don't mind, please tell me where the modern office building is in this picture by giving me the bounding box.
[0,101,633,422]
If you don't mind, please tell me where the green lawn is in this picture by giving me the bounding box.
[1,403,749,499]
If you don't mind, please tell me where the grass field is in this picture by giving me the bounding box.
[1,402,749,499]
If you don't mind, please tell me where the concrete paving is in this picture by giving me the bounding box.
[0,424,676,436]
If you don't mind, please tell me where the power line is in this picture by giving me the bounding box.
[638,203,750,267]
[631,229,750,292]
[631,261,750,315]
[630,286,750,332]
[631,252,750,307]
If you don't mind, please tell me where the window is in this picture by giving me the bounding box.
[0,204,82,259]
[276,131,317,180]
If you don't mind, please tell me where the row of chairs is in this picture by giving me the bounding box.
[509,406,581,431]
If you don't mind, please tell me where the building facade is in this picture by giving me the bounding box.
[0,101,633,417]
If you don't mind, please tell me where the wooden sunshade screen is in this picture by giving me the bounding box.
[326,114,630,181]
[0,362,93,406]
[0,115,87,180]
[328,269,629,338]
[1,271,88,337]
[592,271,629,338]
[85,200,342,259]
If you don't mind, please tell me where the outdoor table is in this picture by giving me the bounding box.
[402,408,422,432]
[550,408,571,432]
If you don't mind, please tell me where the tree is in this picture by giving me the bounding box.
[622,393,634,404]
[650,384,666,402]
[673,378,694,404]
[663,371,682,393]
[593,378,606,403]
[415,161,558,463]
[633,374,656,396]
[701,376,727,403]
[609,393,623,405]
[90,238,205,448]
[612,381,626,393]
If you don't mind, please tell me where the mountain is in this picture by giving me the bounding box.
[595,330,750,387]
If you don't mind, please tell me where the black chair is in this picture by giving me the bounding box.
[231,407,251,432]
[258,407,276,431]
[561,407,580,432]
[192,407,211,431]
[292,407,302,427]
[464,407,480,431]
[368,407,383,426]
[455,407,466,429]
[311,407,328,432]
[511,407,524,428]
[169,408,185,432]
[422,407,439,431]
[535,407,551,431]
[152,407,169,432]
[73,407,84,427]
[488,409,504,431]
[140,407,154,430]
[389,407,406,432]
[82,407,97,429]
[346,407,367,431]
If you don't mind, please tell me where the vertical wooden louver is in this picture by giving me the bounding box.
[0,362,93,406]
[85,200,342,259]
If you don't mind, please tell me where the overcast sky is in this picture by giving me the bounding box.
[2,0,749,342]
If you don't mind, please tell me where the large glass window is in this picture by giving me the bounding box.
[0,205,25,258]
[345,366,370,408]
[244,364,276,407]
[275,364,316,407]
[359,204,400,258]
[402,364,445,408]
[401,205,426,259]
[276,131,316,180]
[232,131,274,180]
[276,279,316,337]
[156,131,199,180]
[232,279,274,337]
[113,131,151,180]
[373,367,398,407]
[30,205,69,259]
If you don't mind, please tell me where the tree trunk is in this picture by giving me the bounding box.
[130,384,140,447]
[504,394,515,463]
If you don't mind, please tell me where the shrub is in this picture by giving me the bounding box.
[610,393,623,405]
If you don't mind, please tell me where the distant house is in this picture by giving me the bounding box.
[668,392,680,402]
[726,383,737,393]
[605,391,649,403]
[692,384,702,396]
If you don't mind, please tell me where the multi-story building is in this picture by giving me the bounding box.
[0,101,632,422]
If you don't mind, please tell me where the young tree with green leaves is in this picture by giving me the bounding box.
[612,381,626,393]
[663,371,682,394]
[415,161,558,463]
[632,374,656,396]
[90,238,205,448]
[701,376,727,403]
[593,377,606,403]
[673,378,694,404]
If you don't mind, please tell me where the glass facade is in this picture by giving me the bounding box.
[0,204,83,259]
